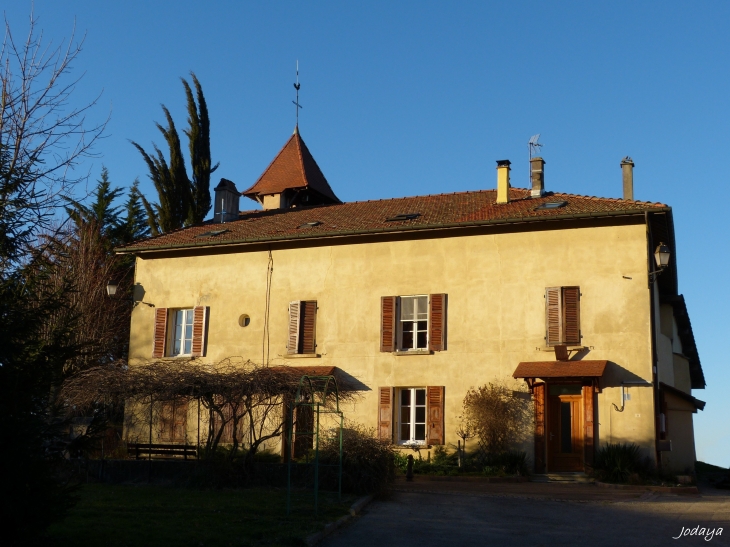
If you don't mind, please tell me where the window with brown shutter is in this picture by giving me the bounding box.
[545,286,581,346]
[378,387,394,441]
[380,296,397,352]
[427,386,445,445]
[152,308,168,358]
[191,306,208,357]
[381,294,447,352]
[428,294,446,351]
[159,399,188,443]
[287,300,317,354]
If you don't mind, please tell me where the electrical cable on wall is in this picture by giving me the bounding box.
[262,248,273,365]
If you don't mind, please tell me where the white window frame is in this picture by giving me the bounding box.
[397,295,429,351]
[169,308,194,356]
[398,387,427,445]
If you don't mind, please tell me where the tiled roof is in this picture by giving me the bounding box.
[242,129,340,203]
[512,360,608,378]
[118,188,668,253]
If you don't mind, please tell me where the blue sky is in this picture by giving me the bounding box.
[5,1,729,466]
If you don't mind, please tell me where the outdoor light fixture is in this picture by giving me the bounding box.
[649,242,671,281]
[106,280,154,307]
[654,242,671,269]
[106,280,118,297]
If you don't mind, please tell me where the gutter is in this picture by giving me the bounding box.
[116,207,670,255]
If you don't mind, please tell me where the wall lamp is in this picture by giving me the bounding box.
[106,280,155,307]
[649,242,671,281]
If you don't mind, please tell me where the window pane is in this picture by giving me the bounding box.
[415,389,426,406]
[400,297,414,321]
[415,424,426,440]
[415,406,425,423]
[185,310,193,325]
[416,331,427,348]
[402,322,414,333]
[416,296,428,320]
[184,339,192,354]
[400,407,411,424]
[185,322,193,341]
[401,424,410,440]
[402,331,414,349]
[401,390,411,405]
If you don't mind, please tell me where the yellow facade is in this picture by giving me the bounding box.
[126,219,682,465]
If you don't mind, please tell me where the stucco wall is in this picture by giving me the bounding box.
[127,222,658,460]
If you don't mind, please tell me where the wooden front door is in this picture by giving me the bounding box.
[547,385,584,472]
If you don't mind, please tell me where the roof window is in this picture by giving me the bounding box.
[298,221,322,228]
[386,213,421,222]
[195,229,229,238]
[535,201,567,210]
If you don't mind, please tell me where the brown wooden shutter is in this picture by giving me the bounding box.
[380,296,397,352]
[583,385,595,466]
[563,287,581,345]
[428,294,446,351]
[191,306,207,357]
[287,301,301,354]
[378,387,394,442]
[300,300,317,354]
[545,287,562,346]
[533,383,546,473]
[427,386,445,445]
[152,307,168,358]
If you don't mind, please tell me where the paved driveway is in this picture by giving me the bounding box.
[321,481,730,547]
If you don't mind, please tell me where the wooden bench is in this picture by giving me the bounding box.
[128,443,198,460]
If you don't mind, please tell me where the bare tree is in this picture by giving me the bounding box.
[0,12,106,266]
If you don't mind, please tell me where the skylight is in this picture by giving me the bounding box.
[298,221,322,228]
[385,213,421,222]
[535,201,568,210]
[195,229,229,238]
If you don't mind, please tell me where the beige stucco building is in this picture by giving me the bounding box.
[119,130,705,474]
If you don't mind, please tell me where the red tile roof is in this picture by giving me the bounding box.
[242,129,340,203]
[513,360,608,378]
[118,188,668,253]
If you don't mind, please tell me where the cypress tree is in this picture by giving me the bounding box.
[133,73,217,234]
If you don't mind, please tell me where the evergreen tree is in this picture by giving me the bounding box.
[184,73,218,225]
[63,166,123,245]
[132,72,217,235]
[119,179,150,244]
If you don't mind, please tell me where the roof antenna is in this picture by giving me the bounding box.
[292,60,302,131]
[528,134,543,185]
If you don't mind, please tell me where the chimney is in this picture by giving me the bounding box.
[214,178,240,223]
[621,157,634,200]
[530,157,545,197]
[496,160,511,204]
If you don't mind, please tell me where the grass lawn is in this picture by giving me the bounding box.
[46,484,356,547]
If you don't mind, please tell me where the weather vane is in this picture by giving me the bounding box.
[293,60,302,128]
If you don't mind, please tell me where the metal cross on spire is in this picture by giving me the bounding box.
[293,60,302,128]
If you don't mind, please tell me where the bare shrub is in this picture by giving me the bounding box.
[462,381,532,455]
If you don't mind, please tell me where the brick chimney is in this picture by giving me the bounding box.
[214,178,240,223]
[621,157,634,200]
[530,157,545,197]
[496,160,511,204]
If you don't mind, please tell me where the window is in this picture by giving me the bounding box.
[399,296,428,350]
[380,294,446,352]
[287,300,318,354]
[378,386,444,445]
[399,388,427,444]
[545,287,581,346]
[152,306,208,358]
[172,309,194,356]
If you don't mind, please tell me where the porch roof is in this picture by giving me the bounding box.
[512,360,608,379]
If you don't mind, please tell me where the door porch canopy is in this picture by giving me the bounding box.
[513,360,607,392]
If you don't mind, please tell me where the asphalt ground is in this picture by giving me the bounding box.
[321,479,730,547]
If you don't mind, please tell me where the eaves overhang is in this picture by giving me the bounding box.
[116,207,665,255]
